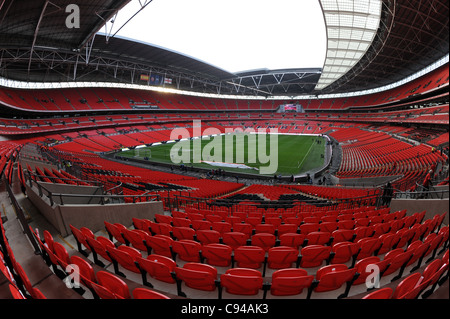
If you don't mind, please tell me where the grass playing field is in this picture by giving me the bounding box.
[120,133,325,176]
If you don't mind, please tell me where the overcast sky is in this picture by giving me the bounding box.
[108,0,327,74]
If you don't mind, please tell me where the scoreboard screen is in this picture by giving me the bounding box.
[280,104,304,113]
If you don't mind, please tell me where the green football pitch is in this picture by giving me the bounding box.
[120,133,325,176]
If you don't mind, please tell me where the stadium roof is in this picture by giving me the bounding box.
[0,0,448,97]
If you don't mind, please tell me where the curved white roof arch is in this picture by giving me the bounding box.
[315,0,382,90]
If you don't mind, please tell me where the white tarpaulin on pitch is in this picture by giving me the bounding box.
[201,161,259,170]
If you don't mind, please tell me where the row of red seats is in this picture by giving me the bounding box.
[1,63,447,113]
[66,216,449,299]
[362,251,449,299]
[0,211,47,299]
[29,227,170,299]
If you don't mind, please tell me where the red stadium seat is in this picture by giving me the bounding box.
[95,270,131,299]
[299,245,332,268]
[106,245,142,277]
[219,268,264,298]
[330,241,361,267]
[191,219,212,231]
[265,246,300,276]
[278,233,306,249]
[212,221,232,235]
[266,268,314,298]
[277,224,298,237]
[250,233,277,252]
[310,264,358,298]
[85,236,114,267]
[232,223,253,238]
[356,237,382,260]
[196,229,221,245]
[382,248,414,280]
[121,228,152,254]
[376,232,401,255]
[133,287,171,299]
[201,243,233,267]
[91,281,122,299]
[69,224,94,257]
[255,223,276,235]
[299,223,321,235]
[173,263,219,298]
[135,254,177,287]
[405,240,431,271]
[392,272,424,299]
[171,226,196,241]
[352,256,390,287]
[362,287,393,299]
[305,231,333,246]
[104,221,127,245]
[222,231,249,250]
[146,234,174,258]
[233,245,266,269]
[172,239,202,262]
[70,255,97,293]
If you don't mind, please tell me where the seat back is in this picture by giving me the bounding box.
[121,229,149,252]
[133,287,170,299]
[147,235,173,258]
[330,241,360,264]
[382,250,413,276]
[212,222,232,234]
[201,243,233,267]
[53,242,71,268]
[356,237,381,260]
[136,255,176,284]
[267,246,299,269]
[234,245,266,268]
[232,223,253,237]
[305,231,332,246]
[255,223,276,235]
[314,265,357,293]
[362,287,393,299]
[222,232,248,250]
[172,239,202,262]
[270,268,314,296]
[299,223,321,235]
[196,229,221,245]
[86,236,113,262]
[174,263,218,293]
[104,221,127,244]
[96,270,131,299]
[220,268,263,296]
[107,246,142,274]
[172,226,195,241]
[277,224,298,237]
[91,281,122,299]
[299,245,332,268]
[69,224,91,251]
[70,255,97,287]
[331,229,355,244]
[392,272,423,299]
[251,233,276,251]
[279,233,306,249]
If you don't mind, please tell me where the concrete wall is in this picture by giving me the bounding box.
[25,183,163,237]
[37,182,104,205]
[390,198,449,225]
[56,201,163,236]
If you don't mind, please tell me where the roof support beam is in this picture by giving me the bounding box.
[27,1,62,76]
[95,0,154,44]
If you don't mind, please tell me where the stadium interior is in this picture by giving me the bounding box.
[0,0,448,303]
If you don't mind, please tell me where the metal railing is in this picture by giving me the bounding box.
[26,172,160,206]
[393,183,449,200]
[162,192,383,214]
